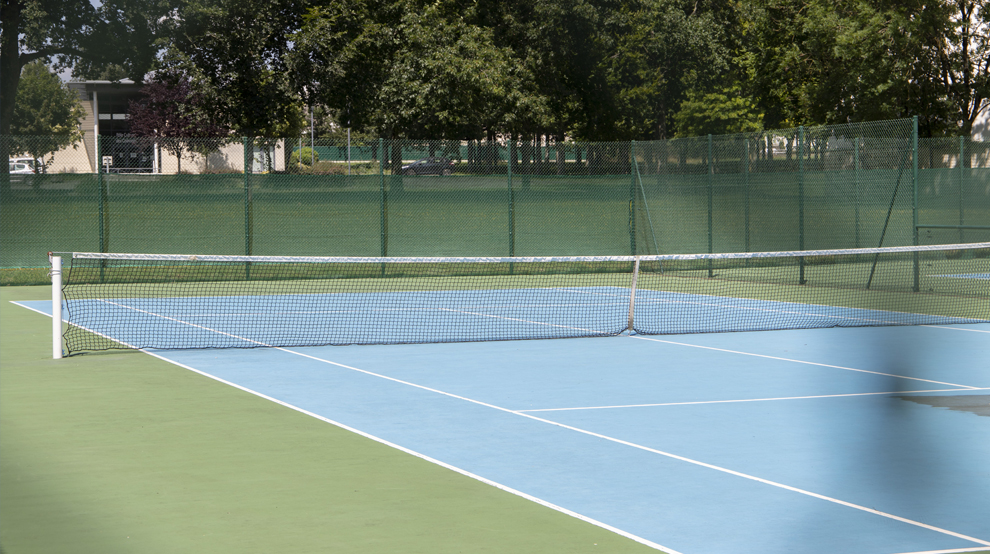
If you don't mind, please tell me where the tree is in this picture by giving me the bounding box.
[365,3,521,138]
[1,0,96,137]
[936,0,990,135]
[738,0,989,135]
[7,60,85,172]
[291,0,740,141]
[0,0,177,136]
[599,0,736,139]
[170,0,306,138]
[127,71,232,173]
[671,86,764,137]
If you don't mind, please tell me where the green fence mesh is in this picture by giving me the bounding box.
[3,118,988,285]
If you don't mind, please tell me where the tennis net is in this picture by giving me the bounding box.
[54,243,990,354]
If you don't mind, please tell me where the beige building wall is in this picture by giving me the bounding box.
[36,80,287,174]
[155,141,287,173]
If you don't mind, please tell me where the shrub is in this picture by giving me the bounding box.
[310,161,347,175]
[289,147,319,170]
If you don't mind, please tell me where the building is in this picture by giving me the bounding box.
[972,108,989,142]
[44,80,284,174]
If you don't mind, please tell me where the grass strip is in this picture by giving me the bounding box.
[1,285,660,554]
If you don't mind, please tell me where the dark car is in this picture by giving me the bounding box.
[401,157,454,176]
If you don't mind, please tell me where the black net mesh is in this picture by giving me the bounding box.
[59,243,989,353]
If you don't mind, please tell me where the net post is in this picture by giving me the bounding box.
[50,254,62,359]
[627,256,640,332]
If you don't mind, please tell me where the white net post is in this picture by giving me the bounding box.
[627,256,640,332]
[51,255,62,359]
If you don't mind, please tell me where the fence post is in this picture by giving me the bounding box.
[707,134,713,277]
[798,126,806,284]
[243,138,253,278]
[97,135,108,282]
[508,138,515,257]
[744,138,750,253]
[379,138,387,259]
[959,135,965,242]
[98,135,107,254]
[912,116,919,292]
[855,137,860,248]
[630,140,637,256]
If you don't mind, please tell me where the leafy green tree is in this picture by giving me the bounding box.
[290,0,522,140]
[70,0,179,81]
[0,0,177,136]
[7,60,85,172]
[671,85,764,137]
[71,63,130,82]
[1,0,96,136]
[372,4,521,138]
[935,0,989,135]
[170,0,306,138]
[738,0,989,135]
[599,0,736,139]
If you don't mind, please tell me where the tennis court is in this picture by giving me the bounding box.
[10,245,990,554]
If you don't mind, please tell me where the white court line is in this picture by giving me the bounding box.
[631,336,982,389]
[10,300,59,318]
[31,306,990,554]
[275,347,990,548]
[13,300,675,552]
[924,325,990,334]
[519,388,990,413]
[899,546,990,554]
[437,307,612,334]
[562,286,990,326]
[146,351,675,554]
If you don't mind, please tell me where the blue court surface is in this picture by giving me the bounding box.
[18,299,990,554]
[59,287,987,349]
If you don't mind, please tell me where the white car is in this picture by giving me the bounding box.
[9,157,42,171]
[8,162,34,174]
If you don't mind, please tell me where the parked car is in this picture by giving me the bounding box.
[9,157,42,172]
[8,162,34,174]
[401,157,454,176]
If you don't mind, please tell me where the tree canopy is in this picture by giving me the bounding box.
[3,0,988,140]
[0,0,178,135]
[7,60,85,170]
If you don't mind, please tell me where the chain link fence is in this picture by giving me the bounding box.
[3,118,988,284]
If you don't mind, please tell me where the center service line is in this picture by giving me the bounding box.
[279,346,990,548]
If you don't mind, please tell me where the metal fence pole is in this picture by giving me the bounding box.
[379,138,387,259]
[98,135,106,254]
[744,138,750,253]
[798,126,806,284]
[855,137,860,248]
[959,135,965,242]
[508,138,515,258]
[707,135,713,277]
[630,140,638,256]
[243,137,253,278]
[912,116,919,292]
